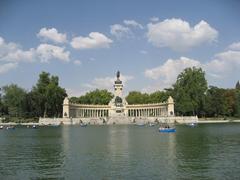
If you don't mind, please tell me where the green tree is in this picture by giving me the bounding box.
[0,88,4,116]
[1,84,27,117]
[126,91,149,104]
[149,91,168,103]
[172,67,208,116]
[69,97,80,103]
[235,81,240,90]
[224,89,236,116]
[31,72,67,117]
[204,86,227,117]
[235,80,240,117]
[78,89,113,105]
[126,91,169,105]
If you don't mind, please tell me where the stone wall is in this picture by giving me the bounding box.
[39,116,198,125]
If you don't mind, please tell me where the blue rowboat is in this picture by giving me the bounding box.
[159,127,176,133]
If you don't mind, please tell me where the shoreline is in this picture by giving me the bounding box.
[198,119,240,123]
[1,119,240,126]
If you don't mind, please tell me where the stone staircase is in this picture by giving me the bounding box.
[107,116,132,124]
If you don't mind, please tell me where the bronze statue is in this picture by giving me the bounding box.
[116,71,120,79]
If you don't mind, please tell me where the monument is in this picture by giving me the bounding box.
[60,71,174,123]
[39,71,198,125]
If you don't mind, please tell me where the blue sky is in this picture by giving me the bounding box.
[0,0,240,96]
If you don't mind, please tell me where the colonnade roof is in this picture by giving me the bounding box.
[126,102,167,108]
[70,103,110,108]
[69,102,168,109]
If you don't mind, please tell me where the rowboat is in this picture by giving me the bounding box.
[159,127,176,133]
[80,123,87,127]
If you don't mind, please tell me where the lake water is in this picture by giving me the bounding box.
[0,123,240,179]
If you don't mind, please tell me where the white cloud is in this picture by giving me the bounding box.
[66,88,87,97]
[36,43,70,62]
[0,36,35,63]
[0,36,70,65]
[145,57,200,80]
[0,37,19,57]
[144,44,240,91]
[150,17,159,22]
[228,42,240,51]
[147,18,218,51]
[2,49,35,63]
[141,83,166,93]
[123,20,143,29]
[110,20,143,39]
[37,27,67,44]
[73,60,82,65]
[110,24,130,39]
[84,74,134,91]
[71,32,113,49]
[145,57,201,85]
[205,50,240,74]
[0,62,18,74]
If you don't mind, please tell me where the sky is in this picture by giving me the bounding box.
[0,0,240,96]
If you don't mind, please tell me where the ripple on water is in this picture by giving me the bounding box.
[0,124,240,179]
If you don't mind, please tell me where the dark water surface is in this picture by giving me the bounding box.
[0,124,240,179]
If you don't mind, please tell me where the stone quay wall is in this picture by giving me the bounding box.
[39,116,198,125]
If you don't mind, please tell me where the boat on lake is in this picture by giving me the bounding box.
[80,123,87,127]
[187,122,197,127]
[136,122,145,126]
[32,125,37,129]
[159,127,176,133]
[159,119,176,133]
[0,125,4,129]
[149,122,156,127]
[6,126,15,130]
[159,122,176,133]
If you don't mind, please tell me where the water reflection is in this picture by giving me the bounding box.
[175,125,211,178]
[1,124,240,179]
[0,127,65,179]
[106,125,130,178]
[107,125,129,156]
[166,133,177,175]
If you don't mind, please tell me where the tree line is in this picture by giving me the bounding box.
[0,68,240,122]
[0,72,67,122]
[125,67,240,118]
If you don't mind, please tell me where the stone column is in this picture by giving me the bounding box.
[63,97,70,118]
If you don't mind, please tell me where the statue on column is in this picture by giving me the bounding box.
[116,71,120,79]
